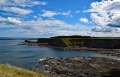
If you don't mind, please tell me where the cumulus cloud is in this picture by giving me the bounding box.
[22,19,75,29]
[91,26,113,32]
[0,16,6,21]
[0,0,47,7]
[0,0,47,15]
[114,28,120,33]
[7,17,21,24]
[0,0,6,4]
[79,17,89,23]
[40,10,73,18]
[2,7,33,15]
[1,16,120,37]
[84,0,120,27]
[41,10,59,18]
[0,16,90,36]
[32,1,47,5]
[0,16,21,25]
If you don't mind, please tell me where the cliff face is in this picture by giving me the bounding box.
[83,39,120,49]
[38,38,67,47]
[38,38,120,49]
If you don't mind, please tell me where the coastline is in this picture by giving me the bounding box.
[18,40,120,77]
[38,56,120,77]
[22,41,120,58]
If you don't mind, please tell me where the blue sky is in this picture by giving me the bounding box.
[0,0,120,38]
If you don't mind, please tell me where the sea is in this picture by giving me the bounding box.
[0,37,119,70]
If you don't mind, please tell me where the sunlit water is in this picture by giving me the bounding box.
[0,40,119,70]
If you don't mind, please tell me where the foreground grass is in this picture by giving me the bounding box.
[0,64,48,77]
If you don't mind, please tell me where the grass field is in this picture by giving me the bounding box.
[0,64,48,77]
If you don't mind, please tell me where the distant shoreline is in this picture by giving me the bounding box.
[45,46,120,58]
[22,40,120,58]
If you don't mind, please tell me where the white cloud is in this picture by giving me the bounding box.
[0,16,90,36]
[1,0,120,37]
[0,12,20,17]
[114,28,120,33]
[41,10,59,18]
[84,0,120,27]
[0,0,47,7]
[0,0,6,4]
[40,10,72,18]
[0,0,47,16]
[91,26,113,32]
[61,10,72,18]
[0,16,21,25]
[90,26,120,37]
[90,13,106,26]
[34,16,37,19]
[62,10,71,15]
[22,19,75,29]
[75,11,80,13]
[0,16,6,21]
[1,15,120,37]
[7,17,21,24]
[2,7,33,15]
[79,17,89,23]
[32,1,47,5]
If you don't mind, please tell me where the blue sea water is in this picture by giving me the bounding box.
[0,39,119,70]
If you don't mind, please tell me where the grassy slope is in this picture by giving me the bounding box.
[61,38,120,47]
[61,38,85,46]
[0,64,48,77]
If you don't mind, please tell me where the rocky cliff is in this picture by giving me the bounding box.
[38,38,67,47]
[83,39,120,49]
[37,38,120,49]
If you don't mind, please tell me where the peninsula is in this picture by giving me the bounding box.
[24,35,120,57]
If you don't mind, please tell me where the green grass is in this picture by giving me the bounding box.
[0,64,48,77]
[61,38,85,46]
[61,38,120,46]
[61,38,71,46]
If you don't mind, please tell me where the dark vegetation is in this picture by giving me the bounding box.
[51,35,120,39]
[51,35,91,38]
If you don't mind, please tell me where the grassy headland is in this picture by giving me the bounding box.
[0,64,48,77]
[38,37,120,49]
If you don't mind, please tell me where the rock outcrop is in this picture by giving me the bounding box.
[39,56,120,77]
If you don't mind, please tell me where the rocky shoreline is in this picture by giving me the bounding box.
[20,40,120,77]
[20,40,120,58]
[39,56,120,77]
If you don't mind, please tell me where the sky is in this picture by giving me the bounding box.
[0,0,120,38]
